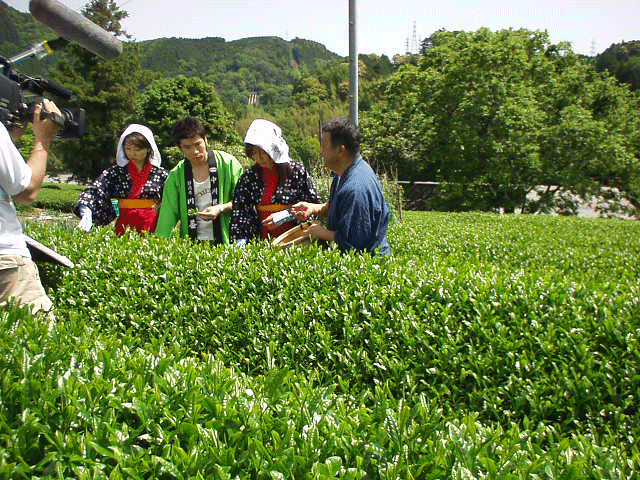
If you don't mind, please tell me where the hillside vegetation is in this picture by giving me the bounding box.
[136,36,342,107]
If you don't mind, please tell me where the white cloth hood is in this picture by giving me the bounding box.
[244,119,291,164]
[116,124,162,167]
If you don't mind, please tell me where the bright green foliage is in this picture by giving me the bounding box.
[362,29,640,214]
[1,212,638,477]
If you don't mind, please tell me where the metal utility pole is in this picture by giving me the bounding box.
[349,0,358,126]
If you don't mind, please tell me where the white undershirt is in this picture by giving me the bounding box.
[194,179,214,240]
[0,123,32,258]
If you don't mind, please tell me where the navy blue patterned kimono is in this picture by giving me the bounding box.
[74,164,168,226]
[230,162,320,242]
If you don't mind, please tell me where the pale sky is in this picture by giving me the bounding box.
[5,0,640,57]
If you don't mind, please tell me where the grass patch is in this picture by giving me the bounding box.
[15,182,85,214]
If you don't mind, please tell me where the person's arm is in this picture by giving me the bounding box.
[306,223,336,242]
[197,201,232,221]
[291,201,328,220]
[12,99,61,204]
[330,189,374,251]
[74,167,120,227]
[77,205,93,231]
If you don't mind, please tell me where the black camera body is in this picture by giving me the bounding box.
[0,58,85,138]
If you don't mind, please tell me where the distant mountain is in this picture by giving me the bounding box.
[138,36,341,77]
[595,41,640,91]
[0,1,55,49]
[136,36,343,106]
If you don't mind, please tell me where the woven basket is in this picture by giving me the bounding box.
[271,222,318,248]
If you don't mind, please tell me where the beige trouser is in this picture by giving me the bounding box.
[0,255,53,315]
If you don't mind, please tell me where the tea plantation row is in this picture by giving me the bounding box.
[1,211,638,478]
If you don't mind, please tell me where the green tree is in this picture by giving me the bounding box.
[293,76,329,107]
[52,0,146,180]
[135,75,240,168]
[362,28,640,214]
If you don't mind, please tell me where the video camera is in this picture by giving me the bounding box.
[0,53,86,138]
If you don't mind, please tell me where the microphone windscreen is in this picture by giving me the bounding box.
[29,0,123,60]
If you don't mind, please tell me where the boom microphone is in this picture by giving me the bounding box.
[29,0,123,60]
[8,37,69,64]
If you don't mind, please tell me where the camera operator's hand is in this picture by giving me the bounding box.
[32,99,62,147]
[11,99,62,204]
[8,124,27,142]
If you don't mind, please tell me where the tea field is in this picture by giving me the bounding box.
[1,211,639,478]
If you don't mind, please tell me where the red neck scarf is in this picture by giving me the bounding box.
[115,162,158,236]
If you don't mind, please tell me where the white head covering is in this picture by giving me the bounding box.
[243,119,291,164]
[116,123,162,167]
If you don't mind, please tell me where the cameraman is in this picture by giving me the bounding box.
[0,99,61,315]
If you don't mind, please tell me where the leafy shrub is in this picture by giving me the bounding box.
[1,212,637,477]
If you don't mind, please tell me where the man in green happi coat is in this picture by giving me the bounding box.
[156,117,243,244]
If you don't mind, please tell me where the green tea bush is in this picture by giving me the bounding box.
[1,211,638,477]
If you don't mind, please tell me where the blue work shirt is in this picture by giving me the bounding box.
[327,156,391,255]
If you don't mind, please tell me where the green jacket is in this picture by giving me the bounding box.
[156,150,244,244]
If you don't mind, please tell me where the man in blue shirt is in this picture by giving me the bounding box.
[292,118,390,255]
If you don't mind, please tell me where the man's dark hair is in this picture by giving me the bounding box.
[322,118,360,157]
[172,116,207,146]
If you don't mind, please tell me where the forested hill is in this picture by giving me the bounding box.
[137,36,343,105]
[138,36,341,76]
[0,1,53,50]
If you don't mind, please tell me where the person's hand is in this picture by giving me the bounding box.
[291,202,321,221]
[262,212,278,230]
[32,99,62,145]
[305,222,322,239]
[304,222,336,243]
[234,238,248,250]
[262,210,293,230]
[77,206,93,232]
[197,204,224,221]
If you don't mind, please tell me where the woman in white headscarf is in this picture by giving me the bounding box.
[74,124,168,235]
[230,119,320,245]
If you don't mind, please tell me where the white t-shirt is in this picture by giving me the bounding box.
[194,179,214,241]
[0,123,32,258]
